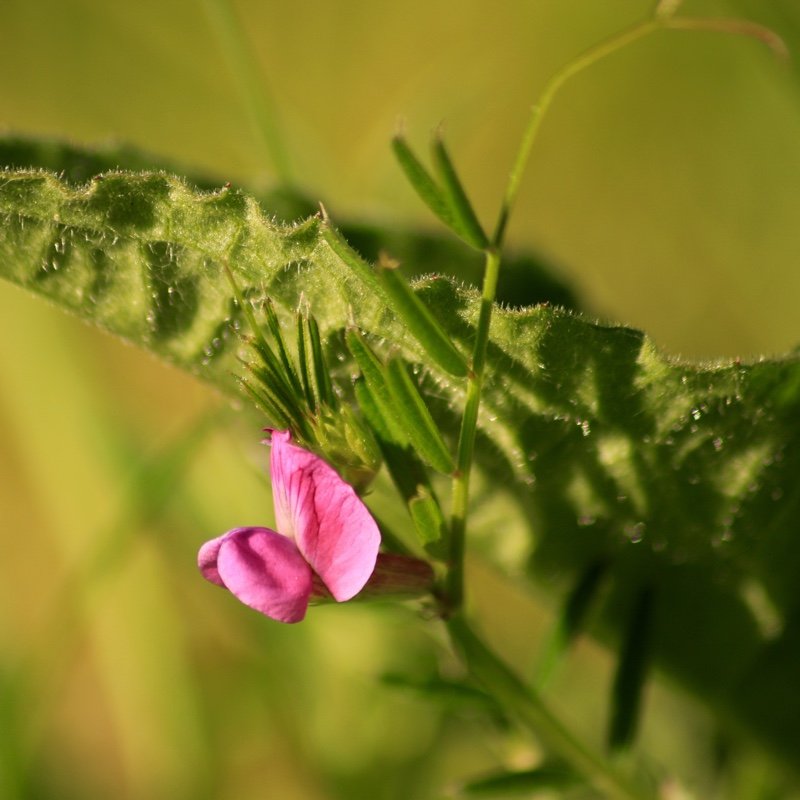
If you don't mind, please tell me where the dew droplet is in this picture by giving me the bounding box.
[625,522,646,543]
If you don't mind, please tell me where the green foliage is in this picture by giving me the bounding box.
[4,142,800,775]
[323,220,469,377]
[384,358,455,475]
[408,487,448,557]
[460,763,580,797]
[392,133,488,250]
[608,585,654,753]
[535,558,609,689]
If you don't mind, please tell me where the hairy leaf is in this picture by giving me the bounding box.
[2,147,800,768]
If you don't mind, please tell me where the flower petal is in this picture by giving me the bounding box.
[204,526,314,623]
[268,429,381,602]
[198,533,228,587]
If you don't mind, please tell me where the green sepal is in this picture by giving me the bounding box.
[238,373,312,442]
[608,585,655,753]
[311,404,381,492]
[238,377,294,432]
[223,261,308,424]
[385,359,455,475]
[261,297,303,399]
[306,312,335,408]
[409,487,448,559]
[377,256,468,378]
[295,311,316,413]
[430,134,489,251]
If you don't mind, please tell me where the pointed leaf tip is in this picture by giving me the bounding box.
[376,260,468,378]
[385,359,456,475]
[430,135,489,250]
[392,135,455,231]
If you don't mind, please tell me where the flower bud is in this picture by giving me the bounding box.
[314,405,382,492]
[354,553,435,600]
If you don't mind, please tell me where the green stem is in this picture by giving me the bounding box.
[447,614,657,800]
[445,247,500,612]
[202,0,294,185]
[444,0,782,616]
[492,9,787,251]
[442,5,789,794]
[493,17,659,250]
[445,17,671,614]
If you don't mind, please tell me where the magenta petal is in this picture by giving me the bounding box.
[269,430,381,602]
[213,527,313,623]
[198,534,228,587]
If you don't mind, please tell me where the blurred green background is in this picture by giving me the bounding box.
[2,0,800,797]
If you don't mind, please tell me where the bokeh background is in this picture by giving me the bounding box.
[2,0,800,797]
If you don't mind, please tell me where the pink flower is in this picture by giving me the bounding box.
[198,429,381,623]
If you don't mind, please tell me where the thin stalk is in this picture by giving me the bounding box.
[493,18,659,250]
[202,0,294,185]
[445,18,667,613]
[492,10,786,250]
[443,5,788,795]
[445,248,500,612]
[447,614,657,800]
[444,0,786,618]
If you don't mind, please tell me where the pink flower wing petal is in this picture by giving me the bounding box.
[213,527,313,623]
[198,534,227,587]
[269,430,381,602]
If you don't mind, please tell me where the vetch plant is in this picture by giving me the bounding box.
[3,1,800,797]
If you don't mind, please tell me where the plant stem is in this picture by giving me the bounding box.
[493,17,660,251]
[445,16,673,615]
[445,247,500,613]
[444,0,783,616]
[443,5,789,795]
[447,614,657,800]
[492,9,787,252]
[202,0,294,185]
